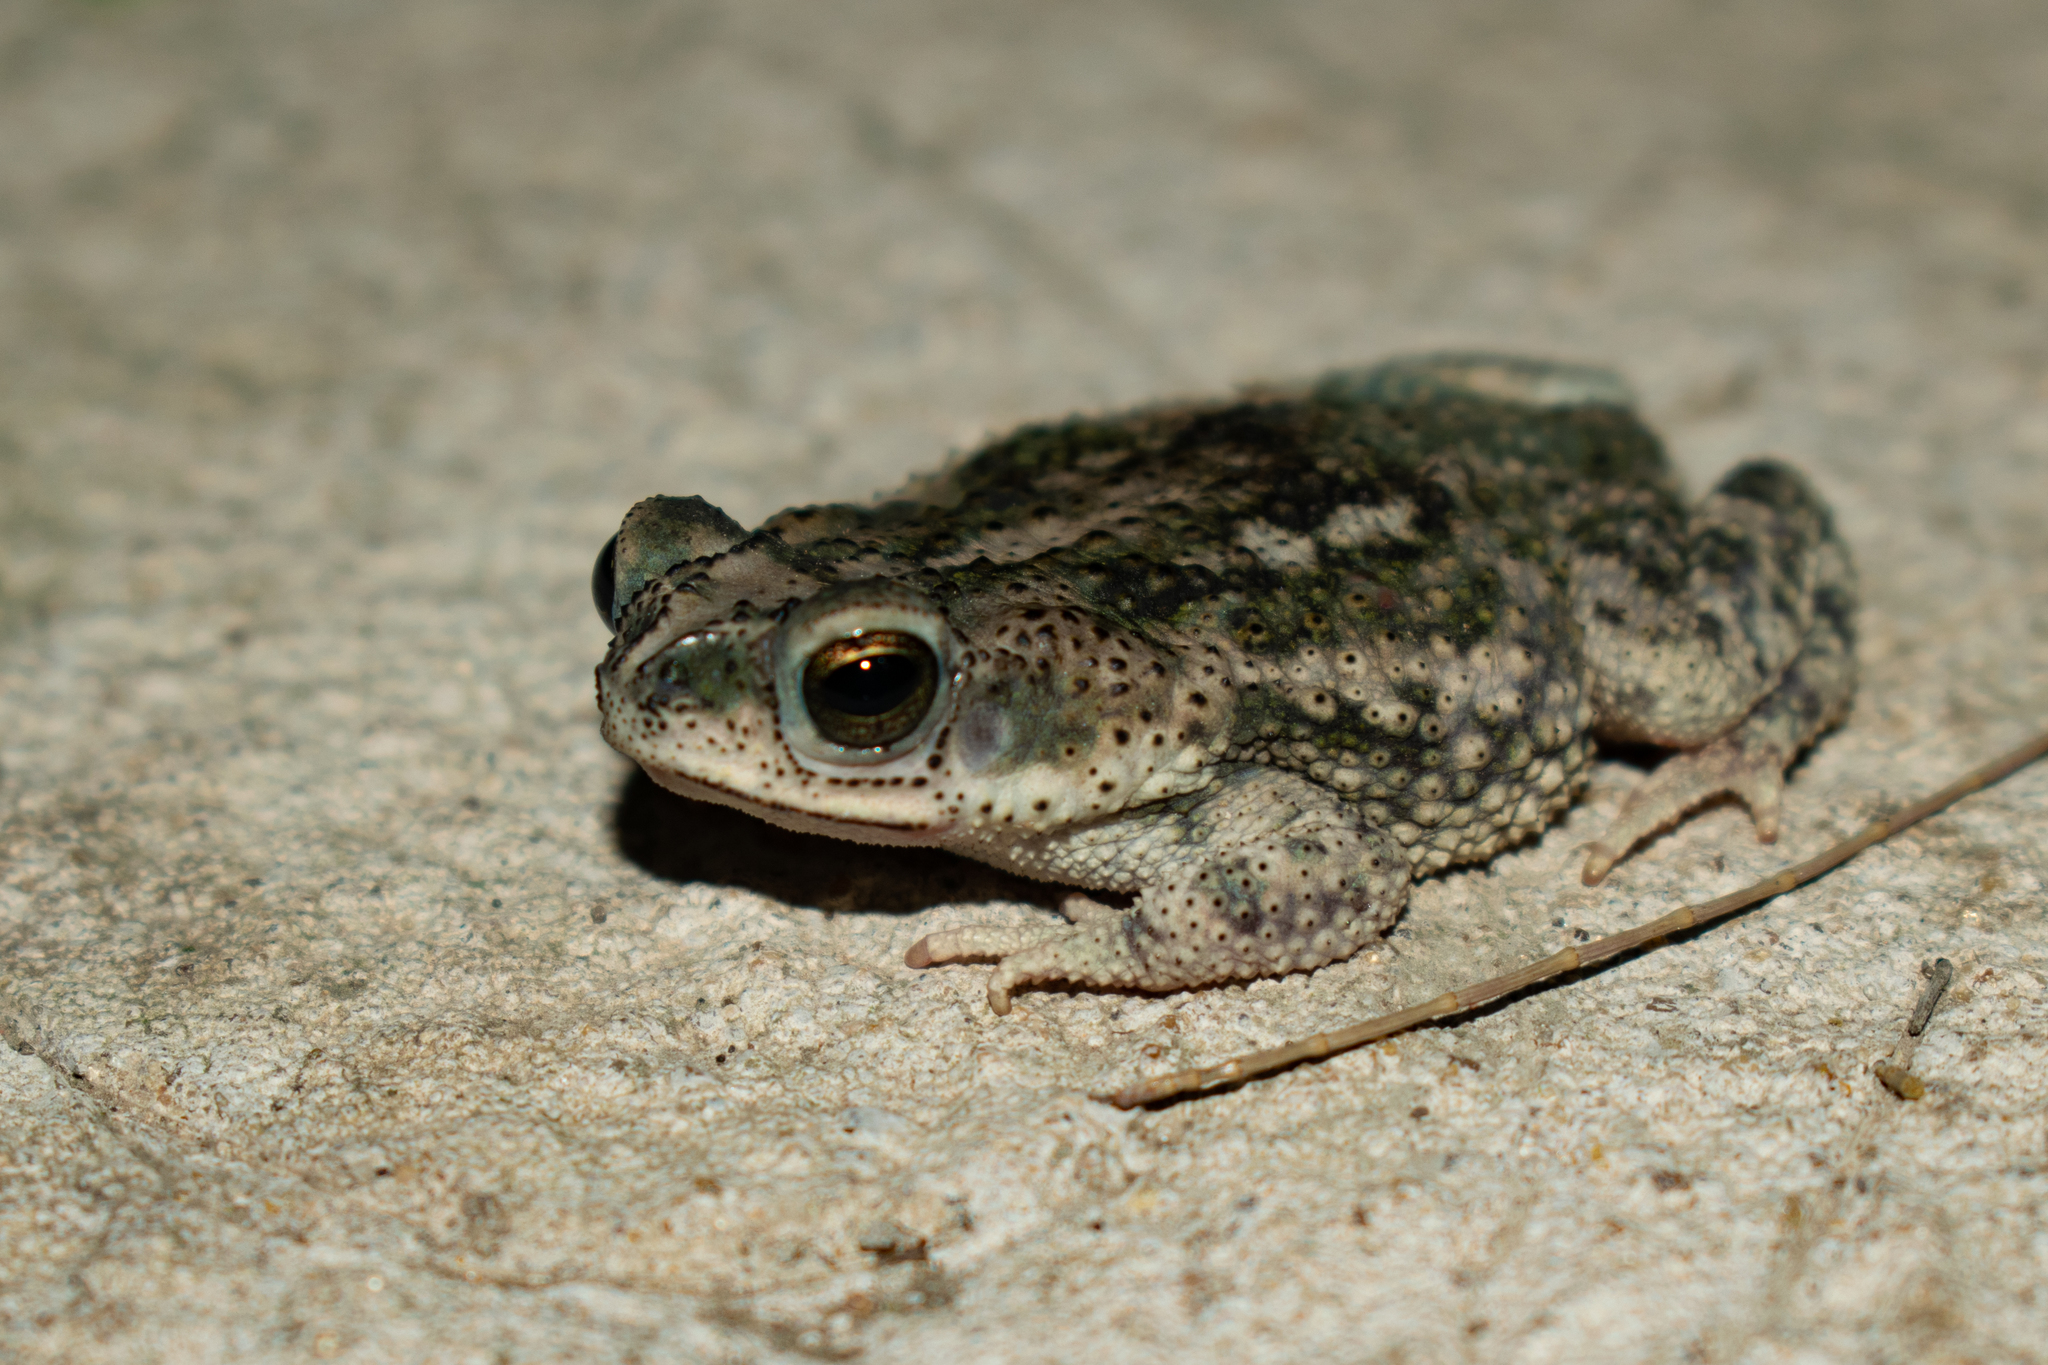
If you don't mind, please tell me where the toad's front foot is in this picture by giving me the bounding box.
[904,769,1411,1014]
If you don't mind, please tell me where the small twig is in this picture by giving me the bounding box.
[1102,729,2048,1109]
[1874,956,1956,1101]
[1906,958,1954,1037]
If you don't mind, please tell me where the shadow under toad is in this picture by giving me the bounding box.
[612,768,1061,915]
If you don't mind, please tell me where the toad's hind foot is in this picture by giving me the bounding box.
[1580,588,1854,884]
[1579,467,1856,886]
[1579,610,1863,882]
[1580,732,1788,886]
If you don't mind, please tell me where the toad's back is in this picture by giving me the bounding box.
[757,360,1686,873]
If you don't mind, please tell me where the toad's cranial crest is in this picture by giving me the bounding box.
[594,353,1856,1014]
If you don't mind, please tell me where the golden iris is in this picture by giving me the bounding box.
[800,631,939,749]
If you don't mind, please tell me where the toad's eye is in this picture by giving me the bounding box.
[801,632,939,749]
[591,533,620,628]
[772,578,954,764]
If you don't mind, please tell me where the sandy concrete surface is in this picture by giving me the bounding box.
[3,1,2046,1360]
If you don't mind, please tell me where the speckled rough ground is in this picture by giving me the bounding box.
[2,1,2045,1361]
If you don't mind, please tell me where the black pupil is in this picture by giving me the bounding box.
[801,631,940,750]
[817,651,922,716]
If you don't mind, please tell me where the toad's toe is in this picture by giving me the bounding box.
[1582,733,1789,885]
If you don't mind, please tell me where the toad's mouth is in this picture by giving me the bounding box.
[634,761,957,849]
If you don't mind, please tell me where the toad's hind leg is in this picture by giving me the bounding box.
[1577,460,1857,884]
[905,769,1411,1015]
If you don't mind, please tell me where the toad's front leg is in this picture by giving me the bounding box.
[904,768,1411,1014]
